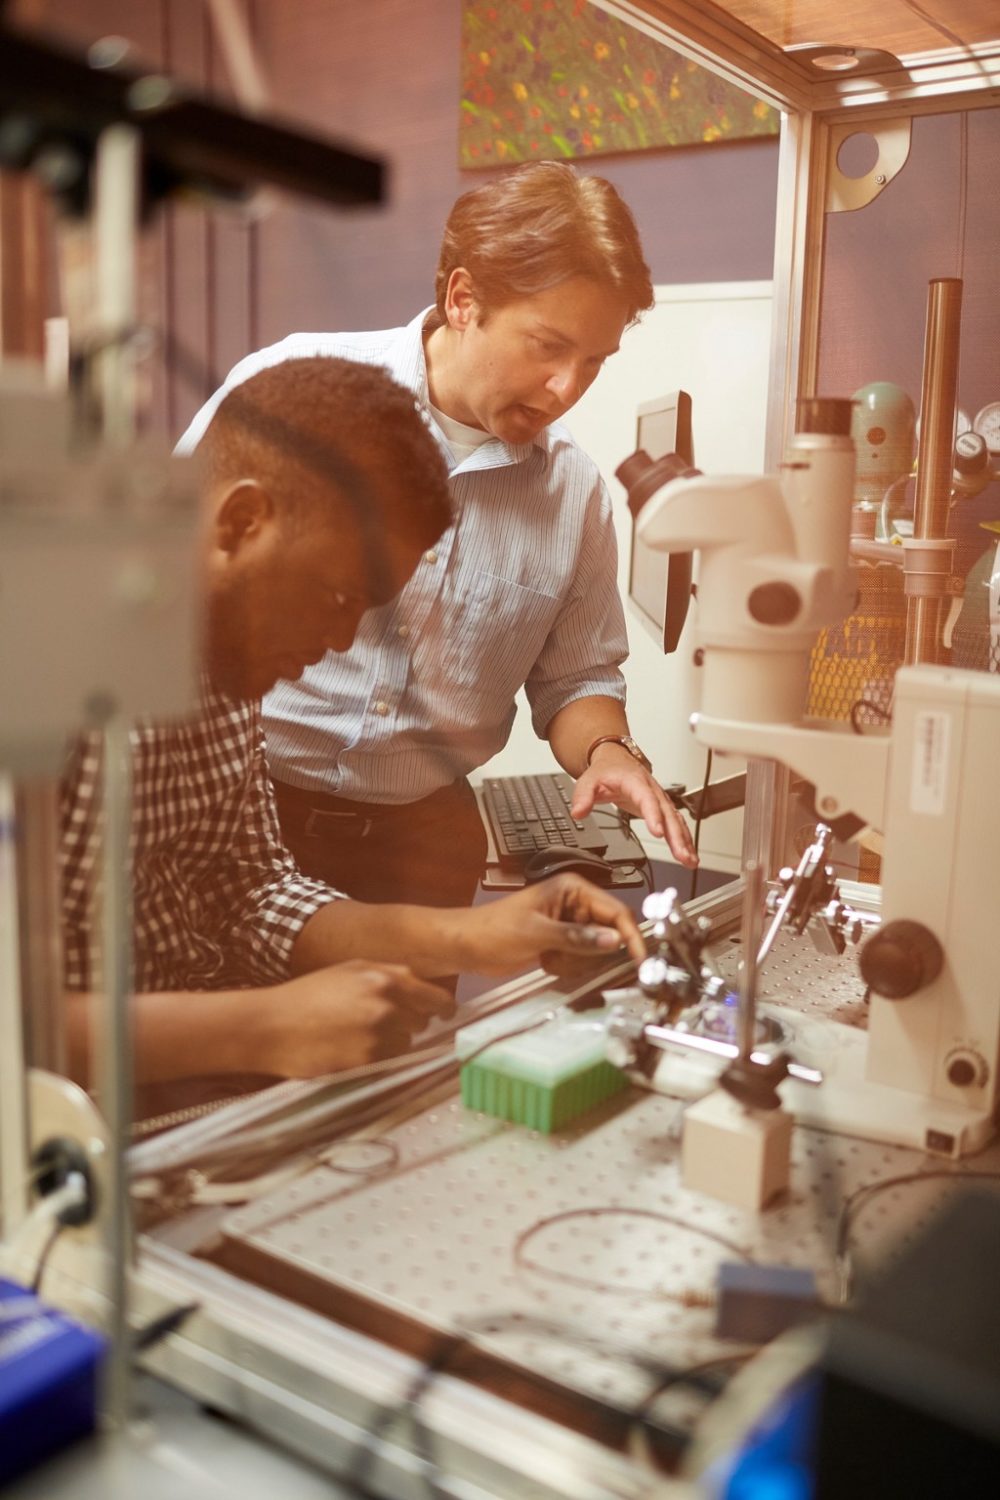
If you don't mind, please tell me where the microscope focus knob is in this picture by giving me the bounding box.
[945,1050,988,1089]
[748,581,801,626]
[859,919,944,999]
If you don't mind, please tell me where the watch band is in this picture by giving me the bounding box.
[585,734,653,773]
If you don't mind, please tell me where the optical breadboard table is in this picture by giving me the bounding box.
[213,933,998,1447]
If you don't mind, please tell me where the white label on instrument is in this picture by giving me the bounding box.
[910,710,950,815]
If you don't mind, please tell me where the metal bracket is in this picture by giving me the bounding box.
[827,117,912,213]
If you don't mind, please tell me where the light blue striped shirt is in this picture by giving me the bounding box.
[177,310,628,804]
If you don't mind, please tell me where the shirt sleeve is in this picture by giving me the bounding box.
[217,718,344,984]
[523,473,629,738]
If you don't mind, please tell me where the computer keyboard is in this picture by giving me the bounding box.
[479,772,608,870]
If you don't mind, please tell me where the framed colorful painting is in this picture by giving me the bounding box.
[460,0,779,167]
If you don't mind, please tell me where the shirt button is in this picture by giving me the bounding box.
[424,549,438,564]
[373,700,389,716]
[397,624,410,639]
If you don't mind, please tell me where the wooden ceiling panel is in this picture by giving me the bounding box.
[714,1,999,55]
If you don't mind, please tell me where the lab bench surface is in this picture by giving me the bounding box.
[204,932,995,1450]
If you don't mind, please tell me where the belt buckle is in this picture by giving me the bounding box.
[305,808,374,839]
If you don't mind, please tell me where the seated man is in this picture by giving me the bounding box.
[61,357,645,1090]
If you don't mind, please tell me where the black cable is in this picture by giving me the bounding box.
[345,1307,744,1498]
[628,1350,755,1440]
[132,1300,201,1354]
[345,1206,759,1491]
[30,1221,65,1294]
[592,808,655,891]
[688,746,712,902]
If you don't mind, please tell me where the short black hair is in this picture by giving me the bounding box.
[201,357,452,561]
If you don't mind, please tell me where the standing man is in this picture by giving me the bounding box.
[179,161,697,909]
[62,357,647,1091]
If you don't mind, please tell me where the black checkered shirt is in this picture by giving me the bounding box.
[60,681,339,992]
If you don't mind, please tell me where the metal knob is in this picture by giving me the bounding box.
[859,919,944,999]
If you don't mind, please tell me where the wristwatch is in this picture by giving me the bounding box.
[585,734,653,773]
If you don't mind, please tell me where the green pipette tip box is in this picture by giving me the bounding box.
[456,1001,628,1133]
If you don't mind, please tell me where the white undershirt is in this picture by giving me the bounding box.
[427,400,493,463]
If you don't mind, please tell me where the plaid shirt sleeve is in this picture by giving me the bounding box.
[61,693,344,993]
[210,709,342,984]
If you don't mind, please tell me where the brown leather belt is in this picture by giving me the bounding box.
[272,778,469,839]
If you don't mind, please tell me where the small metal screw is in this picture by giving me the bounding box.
[875,173,886,184]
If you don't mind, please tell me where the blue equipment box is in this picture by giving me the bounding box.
[0,1276,106,1485]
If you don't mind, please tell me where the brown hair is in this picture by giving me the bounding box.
[201,357,452,556]
[433,161,653,327]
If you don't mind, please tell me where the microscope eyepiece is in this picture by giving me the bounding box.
[615,448,701,519]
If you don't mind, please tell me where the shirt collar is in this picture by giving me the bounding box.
[395,308,546,472]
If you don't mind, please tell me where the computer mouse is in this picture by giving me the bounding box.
[521,846,616,886]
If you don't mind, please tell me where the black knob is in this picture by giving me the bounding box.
[954,430,988,475]
[748,581,801,626]
[719,1053,789,1111]
[859,919,944,999]
[946,1055,978,1088]
[947,1056,983,1092]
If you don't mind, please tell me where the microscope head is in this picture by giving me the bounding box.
[620,398,858,725]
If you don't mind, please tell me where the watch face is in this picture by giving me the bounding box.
[623,737,651,769]
[588,735,651,770]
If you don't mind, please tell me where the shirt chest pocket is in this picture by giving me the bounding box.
[429,568,562,699]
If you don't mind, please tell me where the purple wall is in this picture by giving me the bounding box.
[819,108,1000,428]
[10,0,779,433]
[818,106,1000,572]
[253,0,779,341]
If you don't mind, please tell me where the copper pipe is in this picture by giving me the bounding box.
[906,278,963,664]
[907,594,943,664]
